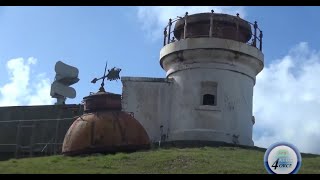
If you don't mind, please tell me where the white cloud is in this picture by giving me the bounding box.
[136,6,246,42]
[0,57,55,106]
[27,73,55,105]
[253,42,320,155]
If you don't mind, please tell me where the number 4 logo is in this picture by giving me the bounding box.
[272,158,279,170]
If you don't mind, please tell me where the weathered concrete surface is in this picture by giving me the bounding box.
[160,37,264,74]
[167,68,255,145]
[122,36,263,147]
[121,77,173,142]
[160,37,263,146]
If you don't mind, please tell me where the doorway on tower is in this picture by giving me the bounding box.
[200,81,217,106]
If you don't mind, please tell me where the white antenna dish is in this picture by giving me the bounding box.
[51,81,76,98]
[50,61,79,105]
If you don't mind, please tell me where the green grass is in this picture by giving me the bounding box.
[0,146,319,174]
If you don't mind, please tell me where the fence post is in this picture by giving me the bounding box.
[259,30,263,51]
[54,108,62,155]
[167,19,172,44]
[184,12,188,39]
[236,13,240,41]
[209,10,214,37]
[163,27,167,46]
[253,21,258,47]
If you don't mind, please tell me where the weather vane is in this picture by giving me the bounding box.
[91,61,121,92]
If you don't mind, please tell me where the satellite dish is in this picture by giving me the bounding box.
[50,81,76,99]
[54,61,79,85]
[51,61,80,104]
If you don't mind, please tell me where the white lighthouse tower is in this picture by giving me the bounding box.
[122,11,264,146]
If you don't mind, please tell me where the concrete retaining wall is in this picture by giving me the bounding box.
[0,104,84,157]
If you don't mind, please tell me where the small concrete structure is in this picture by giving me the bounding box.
[121,77,173,142]
[121,12,264,146]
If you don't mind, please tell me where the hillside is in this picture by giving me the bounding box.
[0,146,319,174]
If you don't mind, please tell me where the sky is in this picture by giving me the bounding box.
[0,6,320,154]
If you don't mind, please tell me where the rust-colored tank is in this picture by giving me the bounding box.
[62,90,150,156]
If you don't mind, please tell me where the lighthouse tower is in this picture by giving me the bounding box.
[121,11,264,146]
[160,12,264,146]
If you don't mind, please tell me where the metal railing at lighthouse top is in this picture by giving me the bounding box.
[163,11,263,52]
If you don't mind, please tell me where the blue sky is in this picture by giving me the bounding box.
[0,6,164,102]
[0,6,320,154]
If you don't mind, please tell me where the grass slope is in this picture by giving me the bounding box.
[0,147,319,174]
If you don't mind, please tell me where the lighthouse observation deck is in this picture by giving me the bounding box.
[163,11,263,52]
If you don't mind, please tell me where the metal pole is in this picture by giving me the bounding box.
[236,13,240,41]
[167,19,172,44]
[253,21,258,47]
[209,10,214,37]
[163,27,167,46]
[259,30,263,51]
[30,124,35,157]
[184,12,188,39]
[54,107,62,155]
[15,122,21,158]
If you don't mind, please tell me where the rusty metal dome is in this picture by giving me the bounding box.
[62,91,150,156]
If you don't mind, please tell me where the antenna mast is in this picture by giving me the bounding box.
[99,61,108,92]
